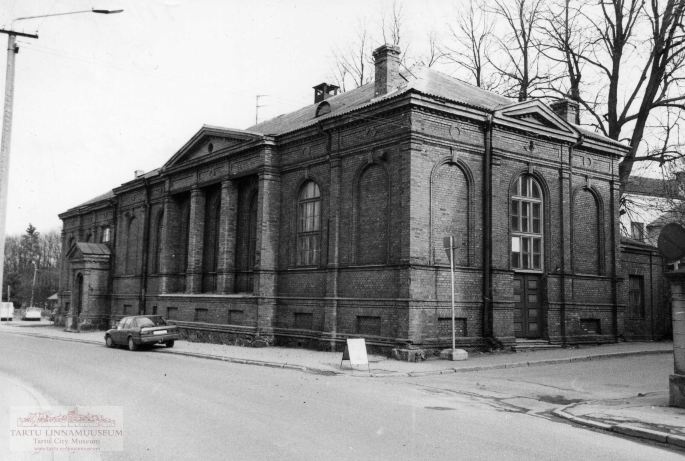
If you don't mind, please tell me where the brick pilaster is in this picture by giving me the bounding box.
[323,155,341,348]
[159,196,179,293]
[186,187,205,293]
[254,168,280,335]
[217,179,238,293]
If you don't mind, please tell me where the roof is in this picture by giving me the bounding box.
[247,66,513,136]
[624,176,681,198]
[74,190,115,208]
[74,242,111,256]
[246,65,622,150]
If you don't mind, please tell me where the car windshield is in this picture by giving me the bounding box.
[137,316,166,328]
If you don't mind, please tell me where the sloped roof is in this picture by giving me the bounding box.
[245,65,627,152]
[247,66,513,136]
[75,190,115,208]
[74,242,111,256]
[624,176,680,198]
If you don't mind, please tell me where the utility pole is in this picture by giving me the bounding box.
[0,29,38,304]
[0,8,122,304]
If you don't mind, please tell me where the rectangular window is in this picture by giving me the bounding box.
[167,307,178,320]
[101,227,111,243]
[356,316,382,336]
[511,237,521,268]
[152,305,158,315]
[511,201,520,231]
[631,222,645,241]
[294,312,314,330]
[194,308,208,322]
[628,275,645,318]
[228,310,243,324]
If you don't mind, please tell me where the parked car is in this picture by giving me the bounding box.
[105,315,179,351]
[0,302,13,321]
[21,306,42,321]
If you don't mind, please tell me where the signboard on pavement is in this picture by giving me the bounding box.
[340,338,370,373]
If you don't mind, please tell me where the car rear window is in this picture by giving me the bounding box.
[137,316,167,328]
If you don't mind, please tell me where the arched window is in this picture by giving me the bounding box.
[357,164,389,264]
[125,216,139,274]
[297,181,321,266]
[149,210,163,274]
[510,175,543,271]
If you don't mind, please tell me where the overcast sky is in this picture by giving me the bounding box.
[0,0,461,236]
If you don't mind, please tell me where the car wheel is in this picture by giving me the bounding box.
[165,340,175,348]
[128,337,138,351]
[105,335,114,348]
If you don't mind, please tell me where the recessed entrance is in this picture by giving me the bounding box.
[513,274,541,338]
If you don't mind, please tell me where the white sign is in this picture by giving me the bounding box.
[345,338,369,366]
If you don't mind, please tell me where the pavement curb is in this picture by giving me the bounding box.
[400,349,672,378]
[2,329,672,378]
[3,330,340,376]
[553,404,685,450]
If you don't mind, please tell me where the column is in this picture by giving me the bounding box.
[185,187,205,293]
[254,168,280,336]
[217,179,238,293]
[158,196,178,293]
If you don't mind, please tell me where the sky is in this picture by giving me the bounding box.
[0,0,462,236]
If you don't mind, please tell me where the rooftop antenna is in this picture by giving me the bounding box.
[255,94,268,124]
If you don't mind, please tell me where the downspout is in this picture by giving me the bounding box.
[483,114,493,340]
[649,249,654,339]
[562,134,584,346]
[140,179,151,315]
[610,166,619,341]
[108,197,118,325]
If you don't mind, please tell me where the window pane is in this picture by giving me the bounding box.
[511,236,521,252]
[532,181,540,198]
[521,203,529,232]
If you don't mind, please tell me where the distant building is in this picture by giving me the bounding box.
[59,44,659,350]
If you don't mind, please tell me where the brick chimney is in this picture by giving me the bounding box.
[313,82,339,103]
[550,99,580,124]
[373,44,402,97]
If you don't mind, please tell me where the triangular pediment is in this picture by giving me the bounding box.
[496,100,577,136]
[163,125,263,170]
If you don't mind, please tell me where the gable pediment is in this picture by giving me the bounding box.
[163,125,263,170]
[496,100,577,137]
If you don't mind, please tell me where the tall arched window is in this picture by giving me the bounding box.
[357,164,389,264]
[149,210,163,274]
[297,181,321,266]
[511,175,543,271]
[125,216,139,274]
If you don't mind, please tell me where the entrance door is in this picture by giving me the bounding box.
[74,273,84,330]
[513,274,541,338]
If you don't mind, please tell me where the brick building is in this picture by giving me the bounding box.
[59,44,650,350]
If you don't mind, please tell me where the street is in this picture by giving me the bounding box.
[0,332,681,460]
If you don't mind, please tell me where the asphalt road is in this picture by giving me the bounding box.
[0,333,681,461]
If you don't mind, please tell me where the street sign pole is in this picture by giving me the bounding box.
[449,235,455,351]
[440,236,467,361]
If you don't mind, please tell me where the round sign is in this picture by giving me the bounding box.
[657,222,685,261]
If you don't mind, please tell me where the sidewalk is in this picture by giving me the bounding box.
[1,320,682,450]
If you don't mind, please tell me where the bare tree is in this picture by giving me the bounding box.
[487,0,547,101]
[441,0,499,89]
[331,24,373,91]
[538,0,589,108]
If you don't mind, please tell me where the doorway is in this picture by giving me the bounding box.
[513,274,541,338]
[74,273,84,330]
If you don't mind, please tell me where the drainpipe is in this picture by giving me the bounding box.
[562,134,584,345]
[140,179,152,315]
[483,114,493,339]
